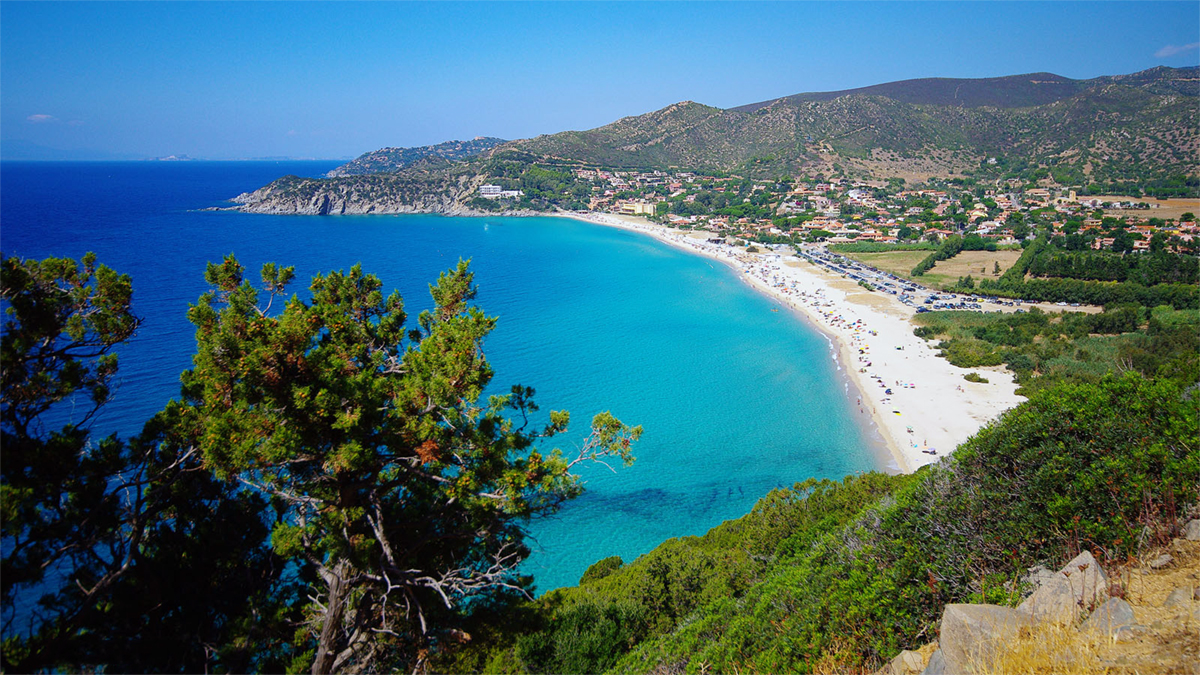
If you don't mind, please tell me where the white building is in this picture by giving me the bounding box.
[479,185,524,200]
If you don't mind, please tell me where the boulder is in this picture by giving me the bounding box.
[1021,564,1058,589]
[1164,586,1198,608]
[1060,550,1108,609]
[1018,550,1108,622]
[1183,519,1200,541]
[880,649,926,675]
[1018,574,1079,624]
[919,649,946,675]
[939,604,1032,674]
[1081,597,1136,637]
[1148,553,1173,569]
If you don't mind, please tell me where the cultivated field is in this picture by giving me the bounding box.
[840,249,1024,288]
[841,251,930,279]
[931,250,1025,280]
[1092,196,1199,221]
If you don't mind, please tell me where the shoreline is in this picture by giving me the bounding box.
[556,210,1026,474]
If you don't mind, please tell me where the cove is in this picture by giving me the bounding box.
[0,161,880,592]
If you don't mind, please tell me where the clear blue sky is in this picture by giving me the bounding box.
[2,1,1197,160]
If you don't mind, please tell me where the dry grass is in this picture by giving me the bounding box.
[977,621,1111,675]
[978,539,1200,675]
[840,249,1024,288]
[840,251,931,279]
[928,250,1025,281]
[1088,196,1200,221]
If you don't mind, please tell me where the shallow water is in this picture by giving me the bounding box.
[1,161,880,592]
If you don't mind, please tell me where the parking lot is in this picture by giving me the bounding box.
[793,244,1097,315]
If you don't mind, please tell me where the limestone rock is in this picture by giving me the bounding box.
[939,604,1032,674]
[1018,574,1079,624]
[1059,550,1109,609]
[880,649,926,675]
[1164,586,1198,608]
[1184,519,1200,541]
[919,649,945,675]
[1148,553,1173,569]
[1018,550,1108,622]
[1082,597,1136,637]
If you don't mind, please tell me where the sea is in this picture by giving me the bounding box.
[0,161,882,593]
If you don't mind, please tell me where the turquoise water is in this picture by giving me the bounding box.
[1,162,881,593]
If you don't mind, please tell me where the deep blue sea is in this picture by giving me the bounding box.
[1,161,882,592]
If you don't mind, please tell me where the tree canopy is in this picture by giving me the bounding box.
[1,253,640,673]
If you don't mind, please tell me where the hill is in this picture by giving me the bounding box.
[734,66,1199,112]
[734,71,1088,112]
[325,136,507,176]
[509,65,1198,179]
[234,66,1199,214]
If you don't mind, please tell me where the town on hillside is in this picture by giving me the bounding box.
[538,168,1199,254]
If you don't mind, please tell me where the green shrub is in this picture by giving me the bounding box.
[466,374,1199,675]
[964,372,989,383]
[612,375,1197,674]
[940,338,1004,367]
[580,556,624,584]
[515,601,650,674]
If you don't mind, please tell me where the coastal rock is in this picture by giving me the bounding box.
[918,650,945,675]
[938,604,1032,674]
[1081,597,1136,637]
[1163,586,1199,608]
[1060,550,1109,608]
[1148,553,1174,569]
[1021,565,1058,589]
[1184,519,1200,541]
[230,171,505,216]
[880,649,926,675]
[1018,550,1108,622]
[1018,574,1079,624]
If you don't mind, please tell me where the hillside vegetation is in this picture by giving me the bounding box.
[442,370,1198,673]
[511,69,1198,182]
[236,66,1198,214]
[429,300,1199,673]
[326,137,507,176]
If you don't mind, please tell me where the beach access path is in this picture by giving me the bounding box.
[560,211,1027,473]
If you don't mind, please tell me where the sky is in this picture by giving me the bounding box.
[2,1,1198,160]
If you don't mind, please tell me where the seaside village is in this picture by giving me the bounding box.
[477,169,1199,252]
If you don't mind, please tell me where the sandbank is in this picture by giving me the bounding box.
[557,210,1026,474]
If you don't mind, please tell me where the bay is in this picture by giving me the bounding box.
[0,161,880,592]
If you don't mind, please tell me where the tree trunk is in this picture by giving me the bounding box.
[312,560,351,675]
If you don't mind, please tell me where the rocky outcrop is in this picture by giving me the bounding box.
[229,171,545,217]
[879,649,926,675]
[1183,518,1200,541]
[937,604,1032,674]
[912,536,1200,674]
[1080,597,1136,638]
[1017,550,1109,624]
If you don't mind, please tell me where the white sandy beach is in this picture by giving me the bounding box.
[560,210,1027,473]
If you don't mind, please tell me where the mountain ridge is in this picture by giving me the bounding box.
[326,136,507,177]
[236,66,1199,214]
[732,66,1198,113]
